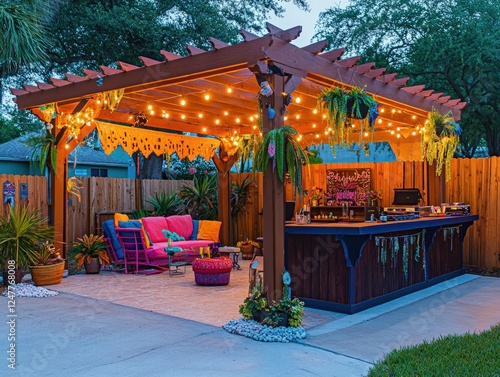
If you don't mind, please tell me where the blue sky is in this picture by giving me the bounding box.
[267,1,348,46]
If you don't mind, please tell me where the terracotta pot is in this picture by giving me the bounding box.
[2,269,24,286]
[84,258,101,274]
[30,261,65,286]
[240,244,254,260]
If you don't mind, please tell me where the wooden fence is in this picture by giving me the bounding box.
[67,177,192,243]
[1,157,498,268]
[0,175,48,219]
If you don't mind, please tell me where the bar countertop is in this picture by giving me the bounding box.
[285,214,479,236]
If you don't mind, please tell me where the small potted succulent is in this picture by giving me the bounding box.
[73,234,110,274]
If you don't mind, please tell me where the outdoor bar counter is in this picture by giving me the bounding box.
[285,215,479,314]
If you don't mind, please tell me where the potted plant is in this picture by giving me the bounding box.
[253,125,309,198]
[239,284,268,320]
[29,243,65,286]
[239,272,305,328]
[0,206,54,285]
[73,234,110,274]
[236,239,261,260]
[25,130,57,175]
[421,109,462,181]
[305,186,323,206]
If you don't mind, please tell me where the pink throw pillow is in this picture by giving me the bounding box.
[141,216,169,243]
[166,214,193,240]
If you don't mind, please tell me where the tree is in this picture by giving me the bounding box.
[18,0,309,178]
[0,0,61,105]
[315,0,500,156]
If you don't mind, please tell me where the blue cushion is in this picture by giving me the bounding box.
[190,220,199,240]
[161,229,185,241]
[118,220,142,228]
[102,219,123,260]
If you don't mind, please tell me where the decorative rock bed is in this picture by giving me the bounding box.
[1,283,59,298]
[223,318,306,343]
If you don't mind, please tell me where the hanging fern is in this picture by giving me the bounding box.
[421,109,461,181]
[317,86,379,156]
[253,126,309,198]
[25,131,57,175]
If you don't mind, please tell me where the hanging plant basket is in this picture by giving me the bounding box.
[253,125,309,198]
[421,109,462,181]
[346,97,370,119]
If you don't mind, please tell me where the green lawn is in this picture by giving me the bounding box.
[369,323,500,377]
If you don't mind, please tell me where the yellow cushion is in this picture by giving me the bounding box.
[137,219,151,249]
[197,220,222,242]
[114,213,129,228]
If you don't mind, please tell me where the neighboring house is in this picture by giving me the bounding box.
[0,135,135,178]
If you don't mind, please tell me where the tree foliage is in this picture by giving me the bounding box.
[315,0,500,156]
[4,0,310,178]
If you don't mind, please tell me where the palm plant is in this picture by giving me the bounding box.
[179,175,218,220]
[0,1,57,104]
[145,192,183,217]
[230,176,254,244]
[0,206,54,271]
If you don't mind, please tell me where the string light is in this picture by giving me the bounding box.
[224,111,229,116]
[198,113,203,118]
[181,114,186,119]
[215,119,220,124]
[295,97,301,103]
[180,99,186,106]
[147,104,153,110]
[204,94,210,100]
[312,124,316,128]
[202,127,207,132]
[236,117,240,123]
[313,109,318,114]
[227,87,232,93]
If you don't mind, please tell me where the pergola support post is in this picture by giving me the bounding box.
[52,144,69,259]
[261,73,286,301]
[213,152,238,246]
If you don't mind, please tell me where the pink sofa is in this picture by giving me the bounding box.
[140,215,216,263]
[110,214,218,274]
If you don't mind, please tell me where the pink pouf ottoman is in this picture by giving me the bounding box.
[192,257,233,286]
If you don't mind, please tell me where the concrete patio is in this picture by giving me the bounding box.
[1,259,500,376]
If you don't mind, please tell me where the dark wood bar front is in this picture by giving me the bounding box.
[285,215,479,314]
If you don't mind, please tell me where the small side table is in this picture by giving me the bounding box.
[165,247,187,276]
[218,246,242,270]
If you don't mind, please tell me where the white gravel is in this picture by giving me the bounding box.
[223,318,306,342]
[1,283,59,298]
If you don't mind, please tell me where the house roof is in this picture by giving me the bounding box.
[0,135,131,167]
[10,24,465,151]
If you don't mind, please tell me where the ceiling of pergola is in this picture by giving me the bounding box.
[11,24,465,158]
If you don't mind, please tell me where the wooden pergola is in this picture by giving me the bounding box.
[11,23,464,299]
